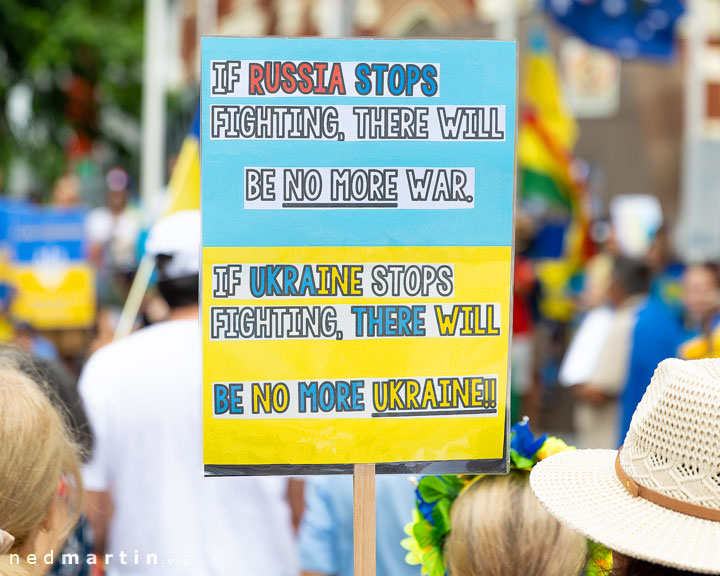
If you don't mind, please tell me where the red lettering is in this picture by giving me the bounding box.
[265,61,281,93]
[248,64,265,95]
[315,62,328,94]
[249,61,346,96]
[298,62,313,94]
[328,63,346,95]
[281,62,297,94]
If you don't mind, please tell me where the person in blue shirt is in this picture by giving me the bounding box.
[619,294,684,443]
[298,475,417,576]
[618,237,691,443]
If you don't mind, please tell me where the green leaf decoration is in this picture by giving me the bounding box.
[440,474,464,497]
[418,476,451,503]
[510,451,535,470]
[585,541,613,576]
[422,546,445,576]
[413,518,438,549]
[432,498,451,535]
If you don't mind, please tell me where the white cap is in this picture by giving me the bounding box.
[145,210,200,280]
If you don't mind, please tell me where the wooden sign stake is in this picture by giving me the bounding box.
[353,463,376,576]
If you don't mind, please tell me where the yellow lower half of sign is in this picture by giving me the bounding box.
[10,264,96,329]
[203,245,511,466]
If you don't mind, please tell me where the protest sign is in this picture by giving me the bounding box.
[201,38,517,475]
[3,203,95,330]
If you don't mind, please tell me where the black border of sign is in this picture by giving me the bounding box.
[204,449,507,476]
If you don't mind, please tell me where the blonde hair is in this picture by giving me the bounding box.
[0,359,83,576]
[445,470,586,576]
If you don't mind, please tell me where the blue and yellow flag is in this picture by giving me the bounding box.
[4,203,95,329]
[166,107,200,214]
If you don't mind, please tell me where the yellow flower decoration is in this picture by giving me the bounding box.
[401,510,424,567]
[537,436,576,460]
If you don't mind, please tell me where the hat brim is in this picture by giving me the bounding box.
[530,449,720,574]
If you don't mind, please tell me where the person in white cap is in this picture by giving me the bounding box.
[531,357,720,575]
[79,210,298,575]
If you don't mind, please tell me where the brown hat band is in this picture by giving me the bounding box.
[615,447,720,522]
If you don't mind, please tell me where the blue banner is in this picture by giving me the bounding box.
[5,204,87,263]
[2,203,95,329]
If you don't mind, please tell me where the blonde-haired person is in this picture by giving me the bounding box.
[404,421,599,576]
[0,363,83,575]
[445,470,587,576]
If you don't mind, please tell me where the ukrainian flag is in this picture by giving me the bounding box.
[5,203,95,329]
[166,107,200,214]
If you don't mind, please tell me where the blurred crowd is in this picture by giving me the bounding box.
[0,169,171,369]
[512,211,720,451]
[1,169,719,575]
[2,198,719,576]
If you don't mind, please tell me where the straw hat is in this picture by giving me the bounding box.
[530,357,720,574]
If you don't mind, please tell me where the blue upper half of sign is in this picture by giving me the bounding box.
[201,37,516,248]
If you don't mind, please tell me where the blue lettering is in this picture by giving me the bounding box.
[214,384,229,414]
[421,65,438,97]
[266,265,282,296]
[299,265,317,296]
[398,306,411,335]
[229,384,244,414]
[351,305,426,337]
[388,64,405,96]
[249,267,265,297]
[318,381,336,412]
[299,381,318,413]
[351,380,364,411]
[371,63,389,96]
[406,65,421,96]
[283,265,299,296]
[413,305,426,335]
[336,380,351,411]
[352,306,367,337]
[354,63,372,95]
